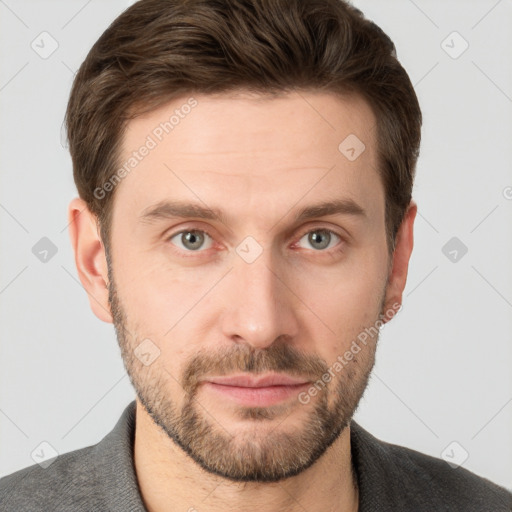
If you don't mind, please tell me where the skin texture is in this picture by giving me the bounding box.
[68,90,416,512]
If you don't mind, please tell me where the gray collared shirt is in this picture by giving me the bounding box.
[1,400,511,511]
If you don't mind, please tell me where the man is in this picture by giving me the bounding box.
[1,0,510,510]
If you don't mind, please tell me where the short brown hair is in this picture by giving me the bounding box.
[65,0,421,253]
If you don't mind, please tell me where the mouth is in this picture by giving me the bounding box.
[200,373,311,407]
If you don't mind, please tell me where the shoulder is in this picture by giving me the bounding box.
[350,421,512,511]
[0,401,144,512]
[0,444,104,511]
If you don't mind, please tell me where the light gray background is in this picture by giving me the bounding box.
[1,0,511,491]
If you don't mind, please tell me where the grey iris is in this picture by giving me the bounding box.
[182,231,205,250]
[309,230,331,250]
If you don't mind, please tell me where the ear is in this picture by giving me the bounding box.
[67,197,113,323]
[382,200,417,323]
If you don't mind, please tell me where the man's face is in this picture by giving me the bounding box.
[107,91,392,482]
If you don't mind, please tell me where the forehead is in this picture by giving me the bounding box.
[112,90,382,229]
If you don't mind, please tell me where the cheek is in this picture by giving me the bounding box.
[113,262,222,387]
[113,247,207,334]
[292,249,387,351]
[304,255,386,308]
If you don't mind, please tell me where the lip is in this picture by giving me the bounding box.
[202,373,310,388]
[200,373,311,408]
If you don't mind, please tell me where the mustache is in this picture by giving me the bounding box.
[181,341,328,396]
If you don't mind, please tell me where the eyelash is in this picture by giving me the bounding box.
[165,225,345,257]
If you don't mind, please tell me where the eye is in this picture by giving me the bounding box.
[167,227,343,255]
[168,229,213,252]
[296,228,342,251]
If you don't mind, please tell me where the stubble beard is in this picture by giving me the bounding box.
[107,265,383,483]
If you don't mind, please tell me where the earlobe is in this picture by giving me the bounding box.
[67,197,113,323]
[382,200,417,322]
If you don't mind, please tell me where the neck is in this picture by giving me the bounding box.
[134,400,359,512]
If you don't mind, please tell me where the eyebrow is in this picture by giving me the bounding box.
[139,198,366,225]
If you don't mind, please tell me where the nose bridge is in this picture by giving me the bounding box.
[220,241,298,348]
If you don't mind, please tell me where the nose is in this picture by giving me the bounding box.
[219,246,300,350]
